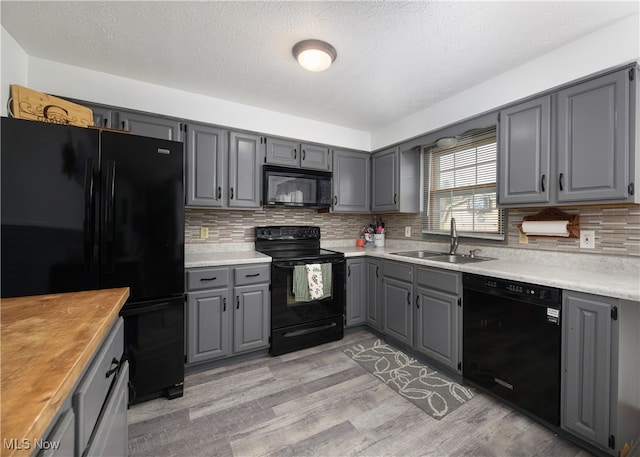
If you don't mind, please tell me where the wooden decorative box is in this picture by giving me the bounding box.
[9,84,94,127]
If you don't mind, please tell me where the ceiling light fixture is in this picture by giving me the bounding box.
[292,39,337,72]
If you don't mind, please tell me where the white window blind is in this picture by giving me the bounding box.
[422,126,505,240]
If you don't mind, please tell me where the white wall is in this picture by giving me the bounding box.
[371,13,640,150]
[1,27,29,116]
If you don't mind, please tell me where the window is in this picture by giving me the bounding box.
[422,126,505,240]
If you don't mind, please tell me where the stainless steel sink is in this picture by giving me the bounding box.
[428,254,494,264]
[391,250,444,259]
[391,250,494,264]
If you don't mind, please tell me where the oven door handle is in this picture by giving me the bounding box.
[272,258,345,269]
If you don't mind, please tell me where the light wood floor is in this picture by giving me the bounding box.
[128,329,593,457]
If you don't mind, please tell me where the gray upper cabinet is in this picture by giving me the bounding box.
[346,258,366,327]
[118,111,183,141]
[301,143,331,171]
[187,128,263,209]
[498,95,552,205]
[332,149,370,212]
[557,69,632,203]
[228,131,265,209]
[186,123,227,207]
[562,290,615,452]
[372,147,398,211]
[265,137,331,171]
[372,145,420,213]
[88,105,116,129]
[266,137,298,167]
[498,66,638,207]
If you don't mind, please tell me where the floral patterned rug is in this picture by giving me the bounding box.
[344,339,474,420]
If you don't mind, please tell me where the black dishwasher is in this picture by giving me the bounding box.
[463,273,561,426]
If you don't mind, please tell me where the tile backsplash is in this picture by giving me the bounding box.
[186,204,640,257]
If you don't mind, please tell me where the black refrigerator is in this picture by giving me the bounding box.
[1,116,185,403]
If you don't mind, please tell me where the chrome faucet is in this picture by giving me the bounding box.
[449,218,459,255]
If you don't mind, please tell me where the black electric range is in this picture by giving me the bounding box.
[255,226,345,356]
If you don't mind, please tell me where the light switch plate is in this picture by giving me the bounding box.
[200,227,209,239]
[405,226,411,237]
[580,230,595,249]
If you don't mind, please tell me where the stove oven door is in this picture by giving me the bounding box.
[270,257,345,355]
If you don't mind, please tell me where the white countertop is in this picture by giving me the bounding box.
[337,246,640,302]
[185,250,271,268]
[184,243,640,302]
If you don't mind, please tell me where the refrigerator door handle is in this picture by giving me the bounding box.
[83,158,95,272]
[106,160,116,273]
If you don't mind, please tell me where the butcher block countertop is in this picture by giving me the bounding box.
[1,288,129,457]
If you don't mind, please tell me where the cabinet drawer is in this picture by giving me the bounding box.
[187,267,229,290]
[416,267,460,294]
[383,260,413,283]
[234,264,270,286]
[73,318,124,454]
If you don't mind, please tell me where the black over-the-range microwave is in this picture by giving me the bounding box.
[263,165,332,208]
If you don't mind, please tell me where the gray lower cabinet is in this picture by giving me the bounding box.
[414,266,461,372]
[84,361,129,457]
[265,137,332,171]
[233,263,270,352]
[186,264,270,365]
[39,317,127,457]
[562,290,615,452]
[365,258,383,331]
[332,149,370,212]
[346,258,366,327]
[382,260,414,346]
[187,288,231,363]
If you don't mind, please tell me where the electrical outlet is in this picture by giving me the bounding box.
[200,226,209,239]
[580,230,595,249]
[405,226,411,237]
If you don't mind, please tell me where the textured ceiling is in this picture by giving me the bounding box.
[1,1,638,131]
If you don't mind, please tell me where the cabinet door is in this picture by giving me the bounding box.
[346,259,366,327]
[84,362,128,457]
[372,147,398,212]
[233,283,270,353]
[90,105,115,129]
[119,111,183,141]
[228,131,264,208]
[186,124,227,207]
[301,143,331,171]
[498,95,551,205]
[265,137,299,167]
[415,286,459,371]
[333,149,370,212]
[557,69,630,203]
[187,289,231,363]
[382,277,413,346]
[562,291,614,449]
[365,259,383,331]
